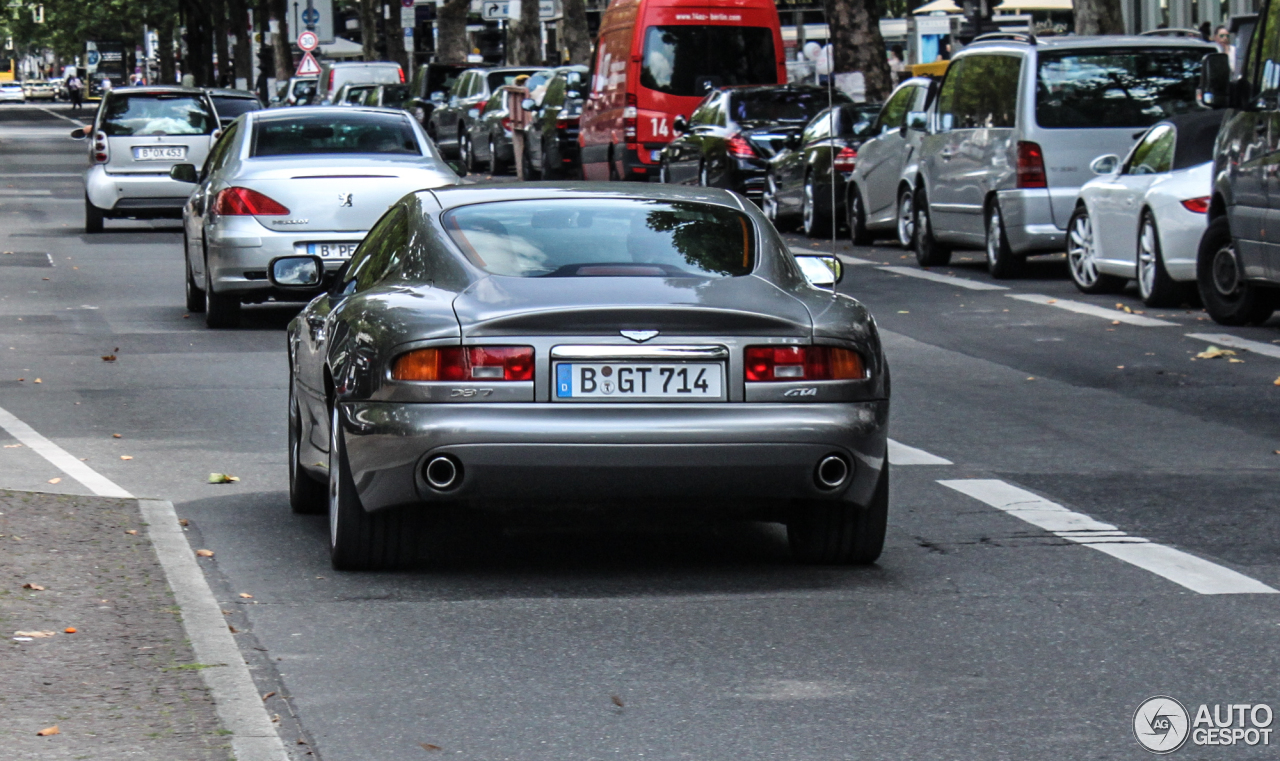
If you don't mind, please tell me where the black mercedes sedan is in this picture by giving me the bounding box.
[270,183,890,571]
[658,85,852,200]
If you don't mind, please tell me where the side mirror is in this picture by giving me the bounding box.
[1089,154,1120,175]
[1200,52,1231,108]
[70,127,87,139]
[446,159,467,177]
[430,90,447,104]
[268,255,324,288]
[905,111,927,131]
[784,132,802,150]
[521,97,536,111]
[168,163,199,183]
[794,254,843,287]
[672,114,688,134]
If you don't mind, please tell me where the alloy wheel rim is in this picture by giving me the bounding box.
[1138,221,1157,298]
[898,193,913,246]
[489,139,496,165]
[1212,243,1242,296]
[763,176,777,220]
[803,183,814,232]
[987,209,1001,265]
[1067,214,1098,287]
[328,406,340,547]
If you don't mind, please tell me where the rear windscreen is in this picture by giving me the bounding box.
[641,26,777,97]
[1036,48,1207,128]
[443,199,754,278]
[730,90,845,125]
[335,66,402,88]
[211,96,261,120]
[100,94,217,136]
[379,84,410,108]
[251,113,421,157]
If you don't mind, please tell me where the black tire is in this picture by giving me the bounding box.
[788,462,889,565]
[84,196,104,233]
[489,137,507,175]
[984,201,1023,279]
[1066,206,1127,294]
[461,132,478,174]
[802,175,832,238]
[608,147,620,181]
[289,382,327,515]
[328,404,415,570]
[1197,215,1279,325]
[203,257,241,329]
[913,190,951,266]
[184,240,205,313]
[848,186,872,246]
[1137,211,1193,308]
[762,172,793,231]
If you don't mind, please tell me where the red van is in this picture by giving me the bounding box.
[578,0,785,181]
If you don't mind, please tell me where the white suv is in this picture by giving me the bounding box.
[74,87,219,232]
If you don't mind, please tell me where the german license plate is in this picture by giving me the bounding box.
[555,362,723,399]
[304,242,360,257]
[133,146,186,161]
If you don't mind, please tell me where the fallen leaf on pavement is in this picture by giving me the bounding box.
[112,433,121,438]
[33,378,41,383]
[195,549,214,557]
[1229,358,1245,363]
[611,695,624,707]
[15,631,57,638]
[36,725,59,737]
[1196,346,1237,359]
[120,455,133,460]
[47,478,60,484]
[262,691,276,700]
[1116,365,1125,369]
[4,444,21,448]
[208,473,240,483]
[239,593,253,598]
[1110,320,1120,325]
[22,583,44,590]
[228,625,239,633]
[420,743,442,751]
[124,529,137,535]
[179,518,189,527]
[64,627,76,634]
[1273,377,1280,386]
[101,355,116,362]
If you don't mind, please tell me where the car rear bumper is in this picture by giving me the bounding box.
[997,188,1066,255]
[206,217,363,297]
[334,400,889,514]
[85,165,193,215]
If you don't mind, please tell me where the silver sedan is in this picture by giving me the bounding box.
[172,106,460,328]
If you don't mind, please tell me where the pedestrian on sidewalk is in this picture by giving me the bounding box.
[66,74,83,112]
[502,74,534,181]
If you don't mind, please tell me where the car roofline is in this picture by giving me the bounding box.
[421,182,750,213]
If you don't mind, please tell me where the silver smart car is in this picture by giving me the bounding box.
[172,106,459,328]
[271,184,891,571]
[74,86,219,232]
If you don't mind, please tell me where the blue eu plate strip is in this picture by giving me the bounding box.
[556,364,572,397]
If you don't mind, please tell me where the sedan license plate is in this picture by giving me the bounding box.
[555,362,722,400]
[305,242,360,257]
[133,146,187,161]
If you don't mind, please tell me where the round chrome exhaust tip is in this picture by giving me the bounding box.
[424,455,461,490]
[815,455,850,489]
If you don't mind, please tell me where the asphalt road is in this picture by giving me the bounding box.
[3,103,1280,760]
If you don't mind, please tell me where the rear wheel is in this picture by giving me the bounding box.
[489,137,507,174]
[848,187,872,246]
[788,463,889,565]
[1066,206,1126,294]
[913,190,951,266]
[762,172,789,230]
[802,175,832,238]
[896,187,915,249]
[289,382,326,515]
[184,238,205,313]
[984,201,1023,279]
[461,132,478,174]
[328,404,415,570]
[699,161,711,188]
[1137,211,1190,307]
[84,196,104,233]
[203,256,241,329]
[1197,215,1278,325]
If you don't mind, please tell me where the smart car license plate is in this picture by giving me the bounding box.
[555,363,723,400]
[304,242,360,257]
[133,146,186,161]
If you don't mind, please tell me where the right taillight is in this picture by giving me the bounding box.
[213,187,290,216]
[833,145,858,173]
[744,346,865,382]
[623,92,637,141]
[93,130,108,163]
[392,346,534,382]
[1016,141,1047,189]
[1181,196,1210,213]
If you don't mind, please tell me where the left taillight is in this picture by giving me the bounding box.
[744,346,865,382]
[623,92,637,141]
[1016,141,1047,189]
[213,187,290,216]
[833,145,857,173]
[392,346,534,382]
[726,133,756,158]
[398,68,405,83]
[1181,196,1210,213]
[93,130,108,163]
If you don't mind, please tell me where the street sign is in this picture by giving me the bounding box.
[481,1,509,19]
[296,51,321,77]
[401,0,414,6]
[301,7,320,26]
[401,6,415,27]
[297,30,319,51]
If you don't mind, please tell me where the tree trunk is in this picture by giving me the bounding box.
[824,0,893,103]
[228,0,253,88]
[360,0,379,60]
[158,14,176,85]
[388,6,408,69]
[257,0,274,100]
[274,0,293,81]
[1072,0,1124,35]
[212,0,231,87]
[436,0,470,64]
[183,0,214,86]
[509,0,542,66]
[560,0,592,65]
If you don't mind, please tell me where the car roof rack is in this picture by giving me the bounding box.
[1139,28,1204,38]
[971,31,1037,45]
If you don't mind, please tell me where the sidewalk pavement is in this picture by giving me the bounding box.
[0,490,231,760]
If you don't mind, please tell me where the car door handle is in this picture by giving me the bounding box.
[939,148,953,161]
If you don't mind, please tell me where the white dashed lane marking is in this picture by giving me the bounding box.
[888,439,953,465]
[788,247,875,266]
[1006,294,1177,326]
[876,265,1010,291]
[939,479,1278,595]
[1187,333,1280,360]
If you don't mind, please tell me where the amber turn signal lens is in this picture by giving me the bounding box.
[392,346,534,382]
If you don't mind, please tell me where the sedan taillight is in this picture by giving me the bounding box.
[213,187,290,216]
[745,346,865,382]
[1016,141,1047,189]
[392,346,534,382]
[1181,196,1210,213]
[833,145,857,173]
[726,133,756,158]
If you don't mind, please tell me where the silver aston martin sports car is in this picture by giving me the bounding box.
[173,106,459,328]
[275,183,890,570]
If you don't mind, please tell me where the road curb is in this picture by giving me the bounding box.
[140,499,291,761]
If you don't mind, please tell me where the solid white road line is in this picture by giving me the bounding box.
[1186,333,1280,360]
[888,439,953,465]
[0,404,132,497]
[0,402,289,759]
[0,189,52,196]
[789,246,875,266]
[877,265,1010,291]
[939,479,1278,595]
[141,500,290,761]
[1007,294,1177,326]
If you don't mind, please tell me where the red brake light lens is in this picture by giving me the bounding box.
[392,346,534,382]
[833,145,857,173]
[1016,141,1047,189]
[1181,196,1210,213]
[213,187,290,216]
[398,68,405,83]
[623,92,637,140]
[744,346,866,382]
[726,133,756,158]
